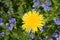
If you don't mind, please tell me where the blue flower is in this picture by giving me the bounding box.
[33,0,40,7]
[0,18,3,25]
[46,1,51,6]
[52,33,59,38]
[7,23,14,31]
[44,6,50,11]
[43,26,48,30]
[8,18,16,24]
[0,32,4,37]
[54,18,60,25]
[30,33,34,39]
[39,37,42,40]
[41,3,50,11]
[48,37,53,40]
[41,3,46,8]
[40,26,48,32]
[56,34,60,40]
[41,0,51,11]
[0,18,2,22]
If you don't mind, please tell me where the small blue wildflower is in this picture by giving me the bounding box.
[39,37,42,40]
[7,23,14,31]
[40,26,48,32]
[0,18,2,22]
[41,3,46,8]
[41,0,51,11]
[8,18,16,24]
[52,33,59,38]
[44,6,50,11]
[46,1,51,6]
[41,3,50,11]
[54,18,60,25]
[33,0,40,7]
[56,34,60,40]
[30,33,34,39]
[0,32,4,37]
[48,37,53,40]
[0,18,3,24]
[43,26,48,30]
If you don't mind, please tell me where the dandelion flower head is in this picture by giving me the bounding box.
[22,11,45,33]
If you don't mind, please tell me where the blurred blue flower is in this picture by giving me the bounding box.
[43,26,48,30]
[0,18,3,24]
[0,32,4,37]
[54,18,60,25]
[56,34,60,40]
[48,37,53,40]
[46,1,51,6]
[41,3,50,11]
[39,37,42,40]
[7,23,14,31]
[0,18,2,22]
[40,26,48,32]
[33,0,40,7]
[41,0,51,11]
[44,6,50,11]
[8,18,16,24]
[52,33,59,38]
[30,33,34,39]
[41,3,46,8]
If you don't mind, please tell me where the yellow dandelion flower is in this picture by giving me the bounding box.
[22,11,45,33]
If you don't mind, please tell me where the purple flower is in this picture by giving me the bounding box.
[7,23,14,31]
[8,18,16,24]
[52,33,59,38]
[54,18,60,25]
[30,33,34,39]
[33,0,40,7]
[0,32,4,37]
